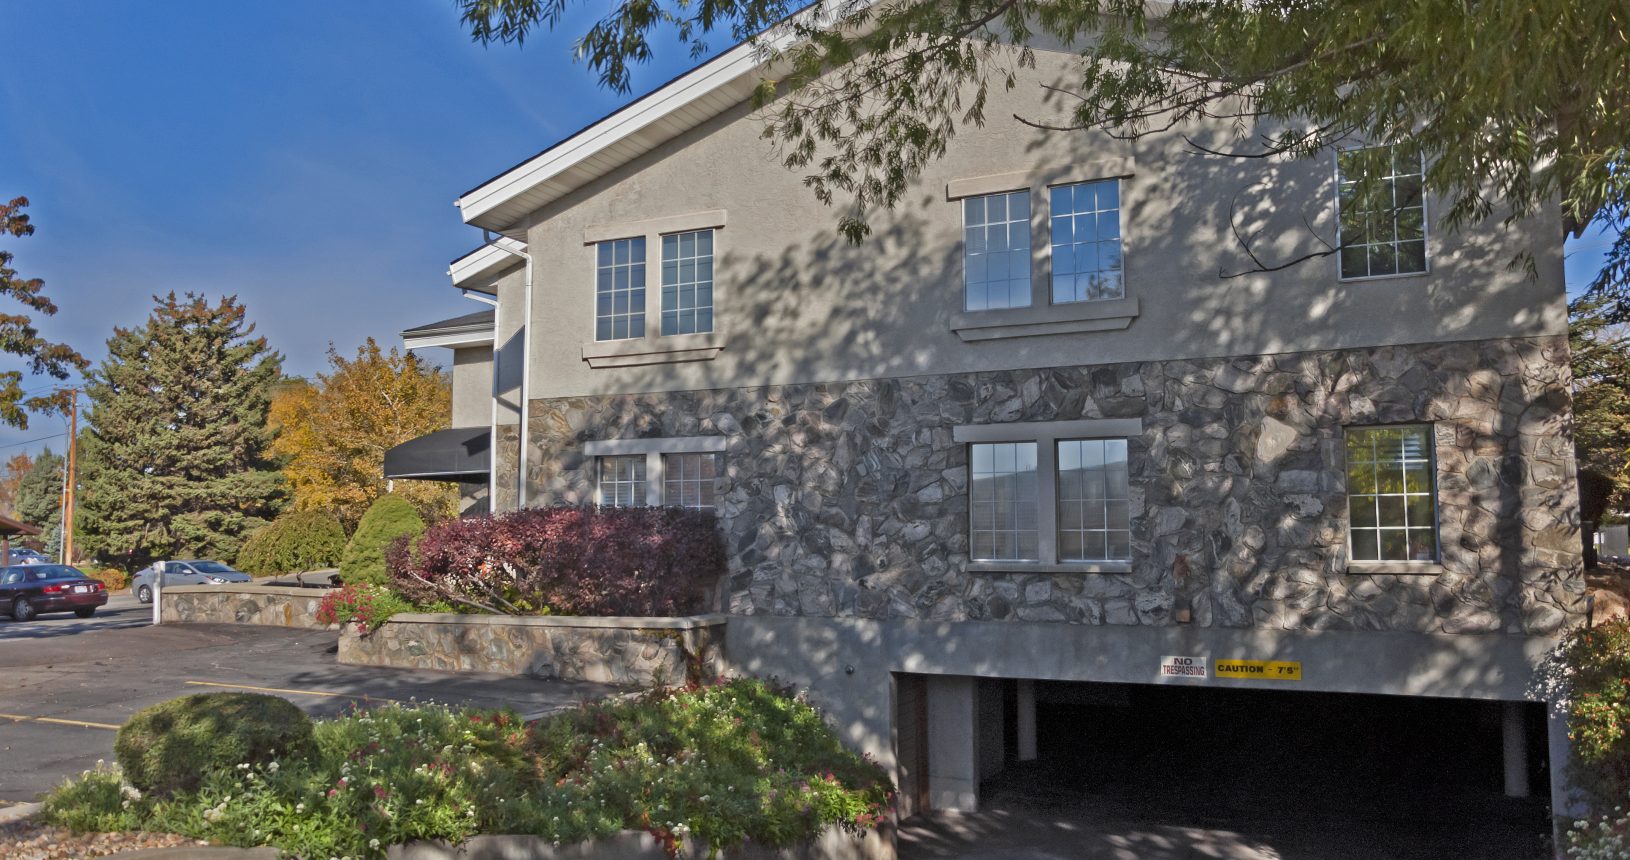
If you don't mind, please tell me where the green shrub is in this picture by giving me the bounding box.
[236,510,347,576]
[47,679,892,860]
[113,693,315,797]
[339,496,425,586]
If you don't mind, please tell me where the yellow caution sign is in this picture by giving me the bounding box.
[1215,660,1302,681]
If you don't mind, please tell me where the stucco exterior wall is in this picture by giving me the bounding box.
[525,335,1583,637]
[516,49,1566,401]
[450,345,493,429]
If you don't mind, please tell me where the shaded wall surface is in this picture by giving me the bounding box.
[527,335,1583,636]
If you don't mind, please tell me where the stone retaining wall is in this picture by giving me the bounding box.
[159,585,336,630]
[338,613,728,686]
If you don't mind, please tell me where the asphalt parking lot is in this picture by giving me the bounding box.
[0,614,617,803]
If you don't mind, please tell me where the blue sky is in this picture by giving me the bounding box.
[0,0,687,456]
[0,0,1616,458]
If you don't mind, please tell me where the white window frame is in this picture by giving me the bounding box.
[955,418,1142,574]
[586,436,727,507]
[1343,424,1443,574]
[1333,143,1431,282]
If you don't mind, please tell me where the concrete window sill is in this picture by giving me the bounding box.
[964,560,1133,575]
[951,297,1139,342]
[1346,560,1445,576]
[581,333,725,368]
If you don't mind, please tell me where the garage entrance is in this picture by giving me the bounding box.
[899,677,1553,859]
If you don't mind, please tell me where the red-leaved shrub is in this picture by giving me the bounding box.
[386,506,725,617]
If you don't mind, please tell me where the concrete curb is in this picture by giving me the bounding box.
[0,801,43,823]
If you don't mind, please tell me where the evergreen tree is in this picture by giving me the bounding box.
[14,447,63,541]
[76,293,287,570]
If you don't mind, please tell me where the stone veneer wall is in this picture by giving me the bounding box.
[161,585,337,629]
[526,336,1584,636]
[339,613,727,686]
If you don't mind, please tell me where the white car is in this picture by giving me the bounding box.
[131,560,253,604]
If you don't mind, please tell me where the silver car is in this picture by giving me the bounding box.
[132,560,253,604]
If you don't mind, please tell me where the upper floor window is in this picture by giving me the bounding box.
[595,237,646,341]
[1346,425,1438,562]
[1050,179,1123,303]
[963,190,1032,311]
[661,230,714,335]
[1336,144,1427,279]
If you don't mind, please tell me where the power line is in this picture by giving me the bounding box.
[0,431,66,450]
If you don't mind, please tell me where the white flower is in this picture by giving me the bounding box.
[295,803,305,813]
[121,785,142,801]
[267,761,279,774]
[369,839,380,850]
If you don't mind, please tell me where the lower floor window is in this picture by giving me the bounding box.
[598,455,647,507]
[1056,439,1131,562]
[594,449,721,510]
[1345,424,1438,562]
[967,433,1134,565]
[970,442,1040,561]
[662,452,719,509]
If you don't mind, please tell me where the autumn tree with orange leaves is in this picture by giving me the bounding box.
[271,339,454,530]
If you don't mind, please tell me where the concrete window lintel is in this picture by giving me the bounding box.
[953,418,1143,444]
[582,209,727,245]
[584,436,729,456]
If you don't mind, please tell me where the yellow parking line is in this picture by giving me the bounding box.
[184,680,398,703]
[0,710,118,729]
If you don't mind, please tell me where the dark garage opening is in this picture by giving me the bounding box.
[903,679,1554,860]
[994,681,1550,858]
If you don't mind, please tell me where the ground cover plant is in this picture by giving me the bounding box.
[42,679,892,859]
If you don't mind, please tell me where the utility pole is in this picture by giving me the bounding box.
[62,389,77,564]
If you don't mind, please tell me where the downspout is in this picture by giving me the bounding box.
[459,288,500,512]
[483,230,533,510]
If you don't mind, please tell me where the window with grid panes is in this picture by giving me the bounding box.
[597,455,647,507]
[963,191,1032,311]
[660,230,713,335]
[1336,145,1428,279]
[1346,425,1438,561]
[1056,439,1131,562]
[1049,179,1123,303]
[595,237,646,341]
[968,442,1040,561]
[662,452,718,509]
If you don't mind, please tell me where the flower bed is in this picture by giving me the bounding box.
[40,680,894,860]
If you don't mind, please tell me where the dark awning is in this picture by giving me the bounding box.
[384,427,490,481]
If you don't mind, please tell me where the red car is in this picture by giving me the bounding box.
[1,564,109,621]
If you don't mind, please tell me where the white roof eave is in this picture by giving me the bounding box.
[455,1,856,233]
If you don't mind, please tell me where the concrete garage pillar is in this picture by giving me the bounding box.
[926,675,979,812]
[1502,701,1529,798]
[1016,678,1038,762]
[1549,705,1587,819]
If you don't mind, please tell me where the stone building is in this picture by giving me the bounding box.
[388,28,1585,848]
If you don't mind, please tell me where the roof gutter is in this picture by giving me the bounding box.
[482,230,533,510]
